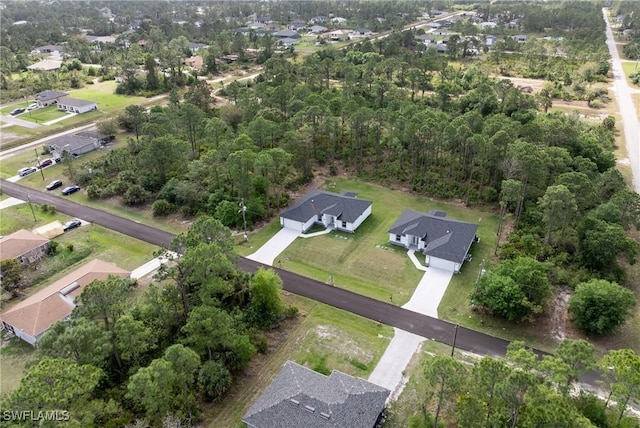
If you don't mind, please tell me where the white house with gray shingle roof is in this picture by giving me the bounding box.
[388,209,478,273]
[279,189,372,233]
[243,360,389,428]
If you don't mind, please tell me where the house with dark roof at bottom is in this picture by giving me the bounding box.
[34,90,68,107]
[0,259,129,345]
[243,360,390,428]
[388,209,478,273]
[279,189,372,233]
[0,229,50,265]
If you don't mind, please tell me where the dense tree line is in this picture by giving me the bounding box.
[69,3,639,335]
[1,217,294,426]
[403,339,640,428]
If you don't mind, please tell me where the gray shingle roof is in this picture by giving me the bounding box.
[243,361,389,428]
[35,90,68,102]
[58,97,96,108]
[388,209,478,264]
[280,190,372,224]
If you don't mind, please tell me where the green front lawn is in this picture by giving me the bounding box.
[18,106,67,123]
[68,81,146,113]
[275,178,498,306]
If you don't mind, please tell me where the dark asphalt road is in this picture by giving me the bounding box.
[3,179,610,392]
[1,179,512,357]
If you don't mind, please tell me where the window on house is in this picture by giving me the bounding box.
[395,234,401,241]
[342,221,347,228]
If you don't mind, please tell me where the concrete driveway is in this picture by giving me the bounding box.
[246,227,300,266]
[403,267,454,318]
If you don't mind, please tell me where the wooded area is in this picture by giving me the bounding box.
[1,1,639,426]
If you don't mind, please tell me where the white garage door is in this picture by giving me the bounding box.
[281,217,304,232]
[428,257,456,272]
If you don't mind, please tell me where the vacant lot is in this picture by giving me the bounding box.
[203,293,393,427]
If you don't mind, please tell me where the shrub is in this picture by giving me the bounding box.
[66,243,74,252]
[46,241,59,256]
[123,184,149,206]
[152,199,176,217]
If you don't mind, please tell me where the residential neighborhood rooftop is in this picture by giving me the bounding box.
[280,189,372,224]
[243,360,389,428]
[0,229,49,261]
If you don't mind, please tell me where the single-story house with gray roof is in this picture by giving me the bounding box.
[45,131,109,157]
[279,189,372,233]
[57,97,97,114]
[243,360,389,428]
[388,209,478,273]
[34,90,67,106]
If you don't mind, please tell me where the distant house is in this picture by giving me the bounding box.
[485,35,498,46]
[289,20,306,31]
[26,59,63,72]
[435,43,448,53]
[330,17,347,24]
[308,25,328,34]
[34,90,68,107]
[46,131,110,157]
[243,360,389,428]
[328,29,350,42]
[279,189,372,233]
[57,97,97,114]
[311,16,327,24]
[184,55,204,70]
[479,21,498,29]
[426,22,442,29]
[513,34,528,43]
[0,230,50,266]
[278,38,299,48]
[351,28,373,38]
[388,209,478,273]
[189,42,208,52]
[0,259,130,345]
[31,45,64,55]
[273,29,299,38]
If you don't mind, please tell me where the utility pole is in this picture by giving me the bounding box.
[35,148,45,181]
[471,258,485,305]
[240,198,248,241]
[450,323,459,357]
[27,194,37,222]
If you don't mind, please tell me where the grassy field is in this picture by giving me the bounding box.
[17,106,67,123]
[0,336,35,397]
[68,81,146,112]
[272,178,498,307]
[622,61,639,88]
[203,293,393,427]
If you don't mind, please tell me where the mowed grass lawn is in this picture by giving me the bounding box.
[68,81,146,112]
[274,178,498,307]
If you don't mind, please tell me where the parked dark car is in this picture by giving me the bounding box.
[63,219,82,232]
[10,108,25,116]
[61,185,80,195]
[38,159,53,169]
[18,167,37,177]
[46,180,63,191]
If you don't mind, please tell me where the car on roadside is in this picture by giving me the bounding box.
[63,219,82,232]
[18,167,37,177]
[46,179,63,191]
[38,159,53,169]
[10,107,25,116]
[61,185,80,195]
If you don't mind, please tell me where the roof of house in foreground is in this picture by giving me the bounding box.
[243,360,389,428]
[0,259,129,338]
[0,229,49,260]
[280,189,372,224]
[388,209,478,263]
